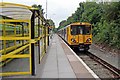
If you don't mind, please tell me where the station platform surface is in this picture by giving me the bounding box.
[4,34,99,79]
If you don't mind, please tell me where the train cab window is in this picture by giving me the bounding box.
[71,26,77,35]
[84,26,91,35]
[78,26,83,34]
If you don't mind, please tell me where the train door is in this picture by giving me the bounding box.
[64,29,67,41]
[78,26,84,44]
[66,27,69,42]
[70,25,79,45]
[63,29,65,39]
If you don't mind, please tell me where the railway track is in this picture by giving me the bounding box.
[74,50,120,79]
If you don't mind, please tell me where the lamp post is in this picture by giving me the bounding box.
[46,0,47,19]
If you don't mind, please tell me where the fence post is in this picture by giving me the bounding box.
[31,10,35,76]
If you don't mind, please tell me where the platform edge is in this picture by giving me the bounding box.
[60,37,100,79]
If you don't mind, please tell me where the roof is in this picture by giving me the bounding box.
[70,22,91,26]
[0,2,34,20]
[58,22,92,31]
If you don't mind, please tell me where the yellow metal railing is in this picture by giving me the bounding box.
[0,2,49,76]
[0,19,31,76]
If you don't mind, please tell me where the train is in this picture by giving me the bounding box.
[58,22,92,51]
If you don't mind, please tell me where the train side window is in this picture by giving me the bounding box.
[71,26,77,35]
[64,29,66,34]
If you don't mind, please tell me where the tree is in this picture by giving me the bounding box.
[58,1,120,49]
[47,19,55,27]
[58,20,67,29]
[32,4,44,15]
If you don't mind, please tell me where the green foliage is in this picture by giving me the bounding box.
[57,20,67,29]
[32,4,55,33]
[58,2,120,49]
[47,19,55,32]
[47,19,55,27]
[32,4,44,15]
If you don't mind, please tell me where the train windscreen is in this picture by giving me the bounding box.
[84,27,91,35]
[71,26,78,35]
[71,25,91,35]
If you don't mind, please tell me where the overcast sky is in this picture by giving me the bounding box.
[2,0,86,27]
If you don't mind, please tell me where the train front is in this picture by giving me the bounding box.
[70,22,92,51]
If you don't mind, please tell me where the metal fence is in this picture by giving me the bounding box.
[0,2,49,76]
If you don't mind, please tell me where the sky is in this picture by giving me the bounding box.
[2,0,86,27]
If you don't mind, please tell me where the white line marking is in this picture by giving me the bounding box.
[61,38,100,79]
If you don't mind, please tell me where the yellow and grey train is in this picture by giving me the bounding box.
[58,22,92,51]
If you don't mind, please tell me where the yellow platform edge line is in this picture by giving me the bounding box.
[0,72,31,76]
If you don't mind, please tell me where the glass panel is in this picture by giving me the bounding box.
[71,26,78,35]
[78,26,83,34]
[84,27,91,35]
[71,25,91,35]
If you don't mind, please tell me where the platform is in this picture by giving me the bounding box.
[3,34,99,79]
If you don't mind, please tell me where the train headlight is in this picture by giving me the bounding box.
[71,38,76,43]
[86,38,91,42]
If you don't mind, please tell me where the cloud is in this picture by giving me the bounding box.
[45,0,86,27]
[2,0,86,27]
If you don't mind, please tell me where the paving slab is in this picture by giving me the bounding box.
[3,34,97,79]
[40,34,76,78]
